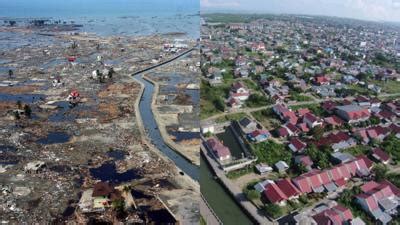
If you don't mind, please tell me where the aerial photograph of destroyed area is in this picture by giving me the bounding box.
[0,0,200,224]
[200,0,400,225]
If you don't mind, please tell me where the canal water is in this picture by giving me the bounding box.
[133,74,199,180]
[201,156,254,225]
[216,128,245,160]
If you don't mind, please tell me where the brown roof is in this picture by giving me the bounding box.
[92,182,114,197]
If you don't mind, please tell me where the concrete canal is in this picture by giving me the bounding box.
[201,155,254,225]
[133,74,199,181]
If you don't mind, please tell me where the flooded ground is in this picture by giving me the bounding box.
[0,26,198,224]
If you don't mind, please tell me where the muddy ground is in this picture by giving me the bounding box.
[0,27,198,224]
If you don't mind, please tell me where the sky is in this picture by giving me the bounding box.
[201,0,400,23]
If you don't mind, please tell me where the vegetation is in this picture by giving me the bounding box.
[111,199,125,212]
[200,79,231,119]
[245,93,271,107]
[251,109,281,130]
[264,204,283,219]
[338,186,374,224]
[226,166,253,179]
[343,145,370,157]
[244,189,261,200]
[380,134,400,164]
[289,93,313,102]
[306,144,331,169]
[215,112,247,123]
[252,140,291,165]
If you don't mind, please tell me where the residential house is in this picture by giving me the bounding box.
[294,155,314,171]
[355,180,400,224]
[205,138,231,161]
[324,115,344,128]
[312,204,354,225]
[335,105,371,123]
[317,131,357,151]
[303,113,323,129]
[229,81,250,102]
[92,182,122,210]
[371,148,390,164]
[238,117,258,134]
[354,126,391,144]
[248,129,271,143]
[275,161,289,173]
[288,138,307,153]
[314,75,330,86]
[255,163,273,175]
[273,104,298,124]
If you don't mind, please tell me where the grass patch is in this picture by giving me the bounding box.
[226,166,254,179]
[215,112,247,123]
[251,140,291,165]
[343,145,370,156]
[251,109,281,130]
[289,93,313,102]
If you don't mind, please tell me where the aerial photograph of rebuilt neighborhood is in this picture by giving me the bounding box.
[0,0,200,224]
[200,0,400,225]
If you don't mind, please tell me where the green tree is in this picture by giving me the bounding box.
[311,126,324,139]
[373,164,388,181]
[244,189,260,200]
[264,204,283,219]
[213,97,225,112]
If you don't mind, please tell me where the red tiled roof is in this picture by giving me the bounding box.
[278,127,289,137]
[264,183,287,204]
[276,179,300,198]
[303,112,319,123]
[371,148,390,162]
[289,138,306,151]
[297,123,310,132]
[206,138,231,158]
[297,108,311,117]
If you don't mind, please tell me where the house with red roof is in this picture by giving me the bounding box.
[374,110,397,122]
[273,104,298,124]
[321,100,337,113]
[291,156,373,194]
[303,112,323,129]
[316,131,356,151]
[371,148,390,164]
[355,180,400,224]
[247,129,271,143]
[324,115,344,128]
[288,138,307,153]
[314,75,330,86]
[229,81,250,102]
[353,126,391,144]
[205,138,231,161]
[294,155,314,171]
[284,123,301,136]
[251,42,265,52]
[297,123,310,133]
[297,108,311,117]
[335,105,371,123]
[263,178,301,205]
[312,204,354,225]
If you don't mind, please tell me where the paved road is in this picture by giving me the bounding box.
[205,93,400,122]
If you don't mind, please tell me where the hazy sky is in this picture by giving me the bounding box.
[201,0,400,22]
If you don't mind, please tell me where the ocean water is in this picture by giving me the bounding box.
[0,0,199,38]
